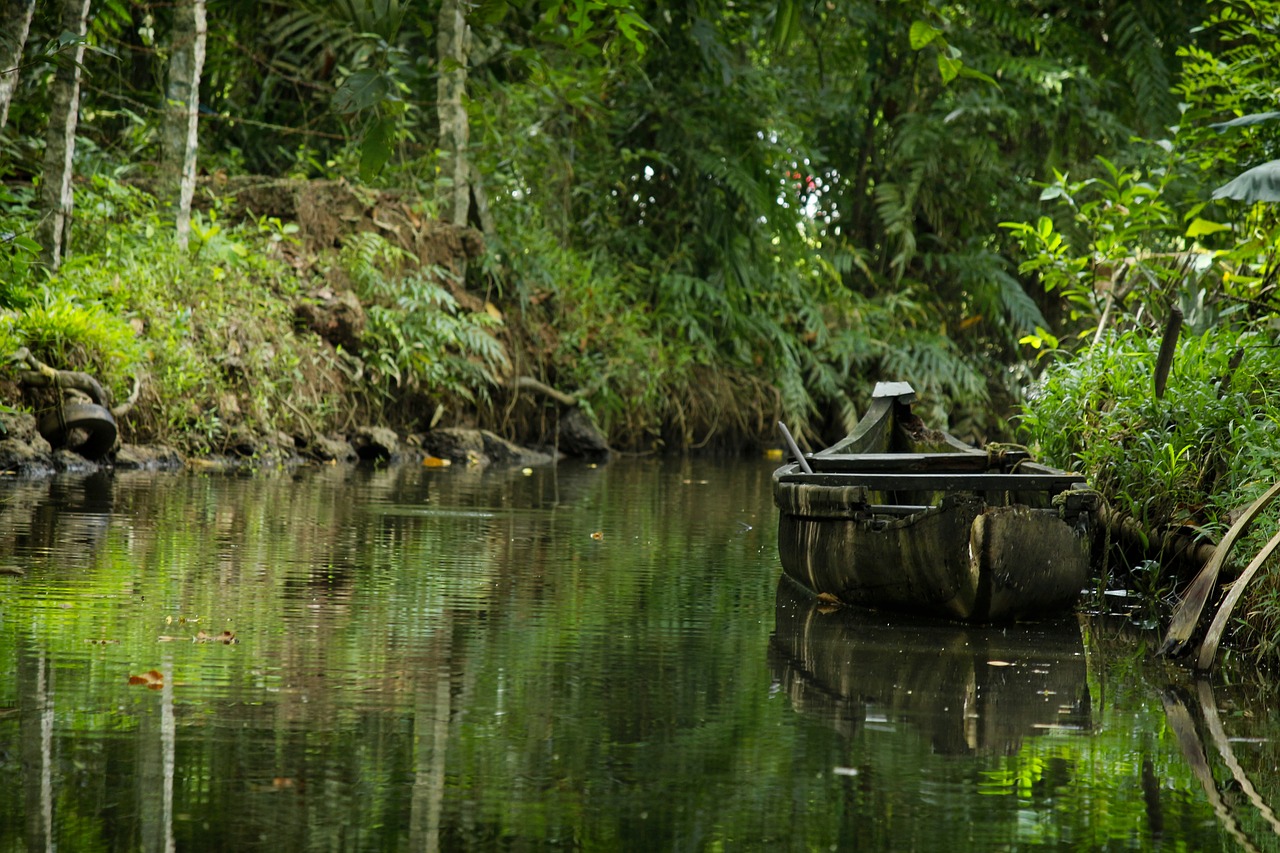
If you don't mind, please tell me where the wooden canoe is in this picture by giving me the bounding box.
[773,382,1099,622]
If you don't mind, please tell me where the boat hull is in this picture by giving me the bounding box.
[773,381,1097,623]
[776,488,1094,622]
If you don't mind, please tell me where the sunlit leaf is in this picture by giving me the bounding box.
[1185,218,1231,238]
[909,20,941,50]
[937,55,961,84]
[1209,111,1280,132]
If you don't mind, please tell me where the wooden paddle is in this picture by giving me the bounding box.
[777,422,813,474]
[1159,479,1280,656]
[1195,524,1280,670]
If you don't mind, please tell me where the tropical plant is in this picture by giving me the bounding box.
[334,232,508,407]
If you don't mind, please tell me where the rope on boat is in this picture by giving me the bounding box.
[984,442,1032,472]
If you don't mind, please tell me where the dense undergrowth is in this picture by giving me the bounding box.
[0,170,999,457]
[0,177,509,454]
[1020,329,1280,665]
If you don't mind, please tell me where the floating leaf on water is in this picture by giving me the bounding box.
[128,669,164,689]
[590,531,604,541]
[764,448,784,461]
[195,630,238,644]
[423,456,452,468]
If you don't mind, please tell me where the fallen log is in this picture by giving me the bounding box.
[1100,502,1217,569]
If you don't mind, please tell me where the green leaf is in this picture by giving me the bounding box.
[614,9,652,56]
[909,21,941,50]
[13,236,42,254]
[333,69,390,115]
[1212,160,1280,203]
[937,55,961,84]
[359,116,396,181]
[958,65,1000,88]
[1185,218,1231,238]
[1209,112,1280,132]
[769,0,800,50]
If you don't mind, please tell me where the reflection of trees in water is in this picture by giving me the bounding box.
[0,473,115,572]
[1160,679,1280,853]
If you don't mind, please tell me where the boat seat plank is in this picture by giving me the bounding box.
[778,471,1087,492]
[807,452,1028,473]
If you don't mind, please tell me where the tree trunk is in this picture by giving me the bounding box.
[37,0,91,270]
[160,0,207,250]
[0,0,36,132]
[436,0,470,229]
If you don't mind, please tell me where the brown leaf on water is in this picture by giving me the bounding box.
[590,531,604,540]
[128,669,164,689]
[195,630,237,644]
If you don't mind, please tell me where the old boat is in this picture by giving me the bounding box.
[773,382,1099,623]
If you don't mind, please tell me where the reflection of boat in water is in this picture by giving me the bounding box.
[769,578,1091,754]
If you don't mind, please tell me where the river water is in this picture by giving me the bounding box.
[0,458,1276,851]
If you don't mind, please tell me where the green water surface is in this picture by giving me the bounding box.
[0,459,1272,851]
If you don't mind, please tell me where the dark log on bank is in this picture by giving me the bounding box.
[511,375,610,460]
[11,347,141,460]
[12,347,140,417]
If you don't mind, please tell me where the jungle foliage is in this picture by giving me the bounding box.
[0,0,1230,453]
[1008,2,1280,661]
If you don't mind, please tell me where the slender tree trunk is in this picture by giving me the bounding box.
[0,0,36,132]
[161,0,206,250]
[37,0,91,270]
[436,0,470,228]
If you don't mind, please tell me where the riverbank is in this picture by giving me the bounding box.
[0,407,567,479]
